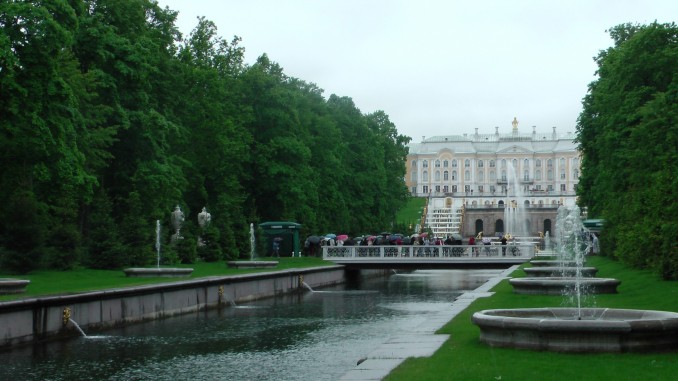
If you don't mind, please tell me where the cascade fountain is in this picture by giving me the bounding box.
[472,205,678,352]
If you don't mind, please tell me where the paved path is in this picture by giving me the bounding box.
[339,265,518,381]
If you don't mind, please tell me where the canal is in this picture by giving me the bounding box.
[0,269,501,380]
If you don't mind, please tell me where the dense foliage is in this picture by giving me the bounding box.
[0,0,411,273]
[576,22,677,280]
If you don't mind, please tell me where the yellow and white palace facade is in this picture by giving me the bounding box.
[406,123,581,238]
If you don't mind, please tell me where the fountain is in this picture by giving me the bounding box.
[123,207,193,277]
[226,222,278,269]
[503,161,529,239]
[472,205,677,352]
[0,278,30,295]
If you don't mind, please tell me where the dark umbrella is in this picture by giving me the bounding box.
[307,236,321,244]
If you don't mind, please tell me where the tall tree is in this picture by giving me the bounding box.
[576,22,678,279]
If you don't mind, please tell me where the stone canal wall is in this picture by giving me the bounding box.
[0,266,377,348]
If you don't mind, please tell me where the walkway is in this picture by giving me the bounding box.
[324,245,533,269]
[339,265,519,380]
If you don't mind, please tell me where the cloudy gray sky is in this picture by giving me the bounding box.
[158,0,676,140]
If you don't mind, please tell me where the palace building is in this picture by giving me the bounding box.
[405,119,581,239]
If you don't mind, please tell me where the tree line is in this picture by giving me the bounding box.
[576,22,677,280]
[0,0,411,273]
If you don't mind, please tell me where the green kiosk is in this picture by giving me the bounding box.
[258,221,302,257]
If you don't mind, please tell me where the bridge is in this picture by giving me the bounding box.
[322,244,535,270]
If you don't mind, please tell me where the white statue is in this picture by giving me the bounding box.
[198,207,211,229]
[171,205,185,241]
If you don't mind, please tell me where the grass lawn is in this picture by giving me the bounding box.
[0,256,334,301]
[396,197,427,227]
[385,256,678,381]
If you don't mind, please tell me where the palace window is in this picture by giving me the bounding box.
[465,170,470,181]
[435,159,441,168]
[536,159,542,167]
[536,170,542,180]
[411,171,417,181]
[452,170,457,180]
[478,171,484,181]
[547,159,553,167]
[411,160,416,167]
[443,185,449,192]
[452,160,458,167]
[443,171,449,181]
[423,160,428,168]
[478,160,484,167]
[490,160,496,167]
[490,171,496,181]
[423,185,429,193]
[435,185,441,192]
[423,171,429,181]
[435,171,441,181]
[547,170,553,180]
[573,169,579,179]
[443,160,449,167]
[465,159,471,167]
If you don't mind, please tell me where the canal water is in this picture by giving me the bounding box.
[0,269,501,381]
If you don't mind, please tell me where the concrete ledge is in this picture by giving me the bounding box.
[0,265,350,349]
[0,279,30,295]
[123,268,194,277]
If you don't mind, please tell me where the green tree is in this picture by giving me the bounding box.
[576,22,678,279]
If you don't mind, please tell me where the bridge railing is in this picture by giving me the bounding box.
[323,244,535,259]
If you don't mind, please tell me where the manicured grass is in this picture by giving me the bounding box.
[385,256,678,381]
[0,257,334,301]
[396,197,427,227]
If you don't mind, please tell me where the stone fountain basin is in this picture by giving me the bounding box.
[123,268,193,277]
[509,277,620,295]
[227,261,278,269]
[524,266,598,277]
[472,308,678,352]
[529,260,578,267]
[0,278,30,294]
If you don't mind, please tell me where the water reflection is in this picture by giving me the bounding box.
[0,269,500,381]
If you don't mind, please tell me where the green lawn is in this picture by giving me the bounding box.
[0,257,333,301]
[396,197,427,227]
[385,256,678,381]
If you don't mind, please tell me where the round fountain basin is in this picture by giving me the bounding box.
[523,266,598,277]
[227,261,278,269]
[0,278,30,294]
[472,308,678,352]
[529,260,578,267]
[509,277,621,295]
[123,268,193,277]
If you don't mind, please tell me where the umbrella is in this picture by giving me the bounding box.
[325,233,336,239]
[379,232,391,236]
[420,232,429,238]
[307,236,321,244]
[336,234,349,241]
[411,233,420,238]
[367,235,377,241]
[273,237,283,242]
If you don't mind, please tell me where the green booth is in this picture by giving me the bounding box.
[258,221,302,257]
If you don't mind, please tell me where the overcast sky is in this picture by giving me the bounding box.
[158,0,676,140]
